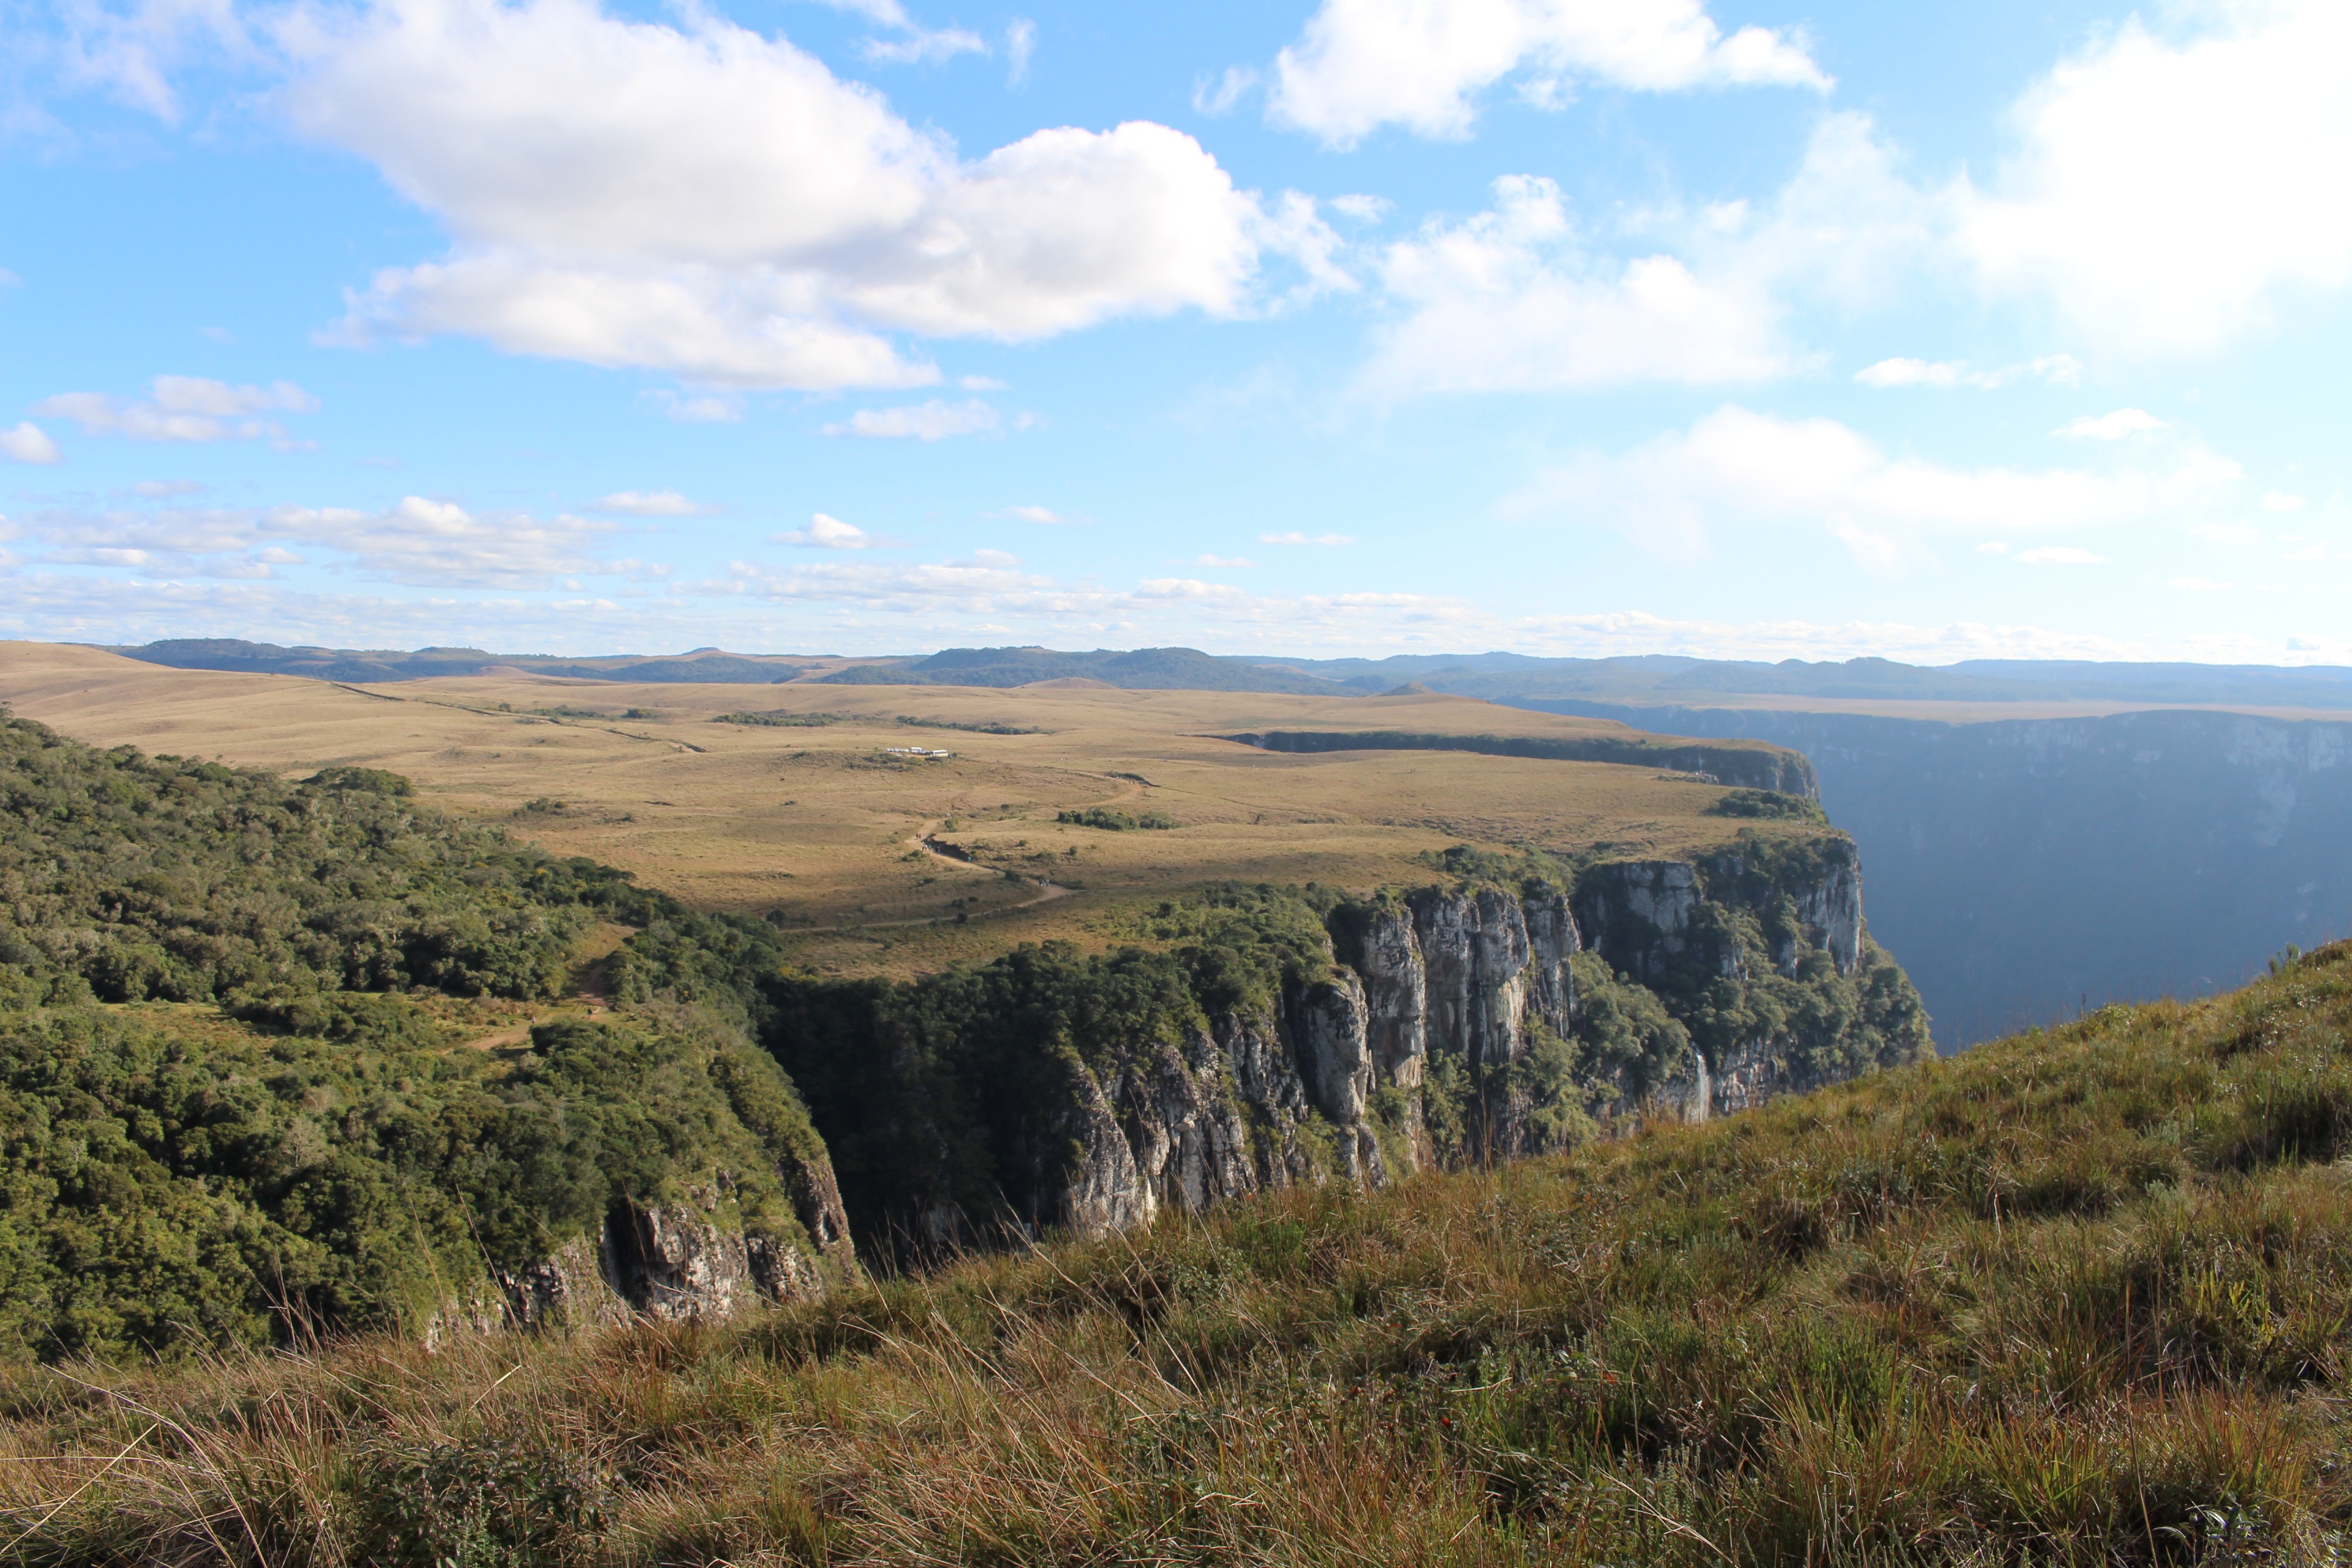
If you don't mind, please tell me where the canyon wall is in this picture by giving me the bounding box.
[764,833,1928,1256]
[1514,702,2352,1047]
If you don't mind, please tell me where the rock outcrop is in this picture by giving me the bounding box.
[424,1151,858,1345]
[768,831,1929,1256]
[1225,729,1820,797]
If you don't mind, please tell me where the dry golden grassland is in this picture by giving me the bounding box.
[1,642,1793,978]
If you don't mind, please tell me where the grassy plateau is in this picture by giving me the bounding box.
[0,642,1796,981]
[6,938,2350,1565]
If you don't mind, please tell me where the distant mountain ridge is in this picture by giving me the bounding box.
[107,638,2352,708]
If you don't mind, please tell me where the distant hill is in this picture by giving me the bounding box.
[1286,651,2352,709]
[107,639,1376,694]
[110,638,830,685]
[817,644,1380,694]
[109,639,2352,708]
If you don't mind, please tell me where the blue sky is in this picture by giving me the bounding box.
[2,0,2347,662]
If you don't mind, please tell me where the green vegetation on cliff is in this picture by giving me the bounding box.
[0,716,842,1360]
[10,941,2351,1564]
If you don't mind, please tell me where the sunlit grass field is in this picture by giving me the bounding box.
[9,941,2350,1564]
[0,642,1803,980]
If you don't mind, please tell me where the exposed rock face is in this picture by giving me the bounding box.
[1411,886,1535,1075]
[434,1157,858,1343]
[1574,862,1702,985]
[1789,853,1863,976]
[810,831,1920,1252]
[1288,973,1373,1124]
[1349,902,1427,1087]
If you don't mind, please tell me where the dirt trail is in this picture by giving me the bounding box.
[777,817,1075,937]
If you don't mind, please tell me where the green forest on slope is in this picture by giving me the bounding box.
[0,717,845,1360]
[5,939,2348,1563]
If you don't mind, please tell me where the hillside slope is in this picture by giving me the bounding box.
[7,940,2347,1563]
[0,716,858,1360]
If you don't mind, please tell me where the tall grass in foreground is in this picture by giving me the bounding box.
[11,944,2352,1565]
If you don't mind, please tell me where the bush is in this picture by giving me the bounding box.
[1056,807,1177,831]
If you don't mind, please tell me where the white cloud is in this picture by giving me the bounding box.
[992,504,1079,524]
[1957,0,2352,351]
[262,495,617,585]
[1855,354,2082,390]
[592,489,711,516]
[1364,175,1782,395]
[31,376,316,442]
[1194,65,1256,115]
[1855,357,1967,389]
[288,0,1318,389]
[2016,545,2104,565]
[2054,408,2166,440]
[0,423,61,463]
[644,389,743,423]
[1005,18,1033,84]
[860,26,987,65]
[2263,491,2307,513]
[1261,531,1355,546]
[1330,193,1392,223]
[777,512,896,549]
[958,374,1008,391]
[11,493,617,585]
[1266,0,1827,147]
[823,399,1000,440]
[1506,404,2242,566]
[1361,116,1936,397]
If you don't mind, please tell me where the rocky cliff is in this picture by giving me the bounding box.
[762,830,1928,1258]
[1224,728,1820,796]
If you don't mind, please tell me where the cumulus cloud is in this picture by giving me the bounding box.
[1505,403,2242,566]
[1365,175,1783,395]
[31,376,316,442]
[2055,408,2166,440]
[1360,116,1933,396]
[286,0,1325,389]
[1266,0,1827,147]
[776,512,898,549]
[0,423,61,463]
[989,504,1081,524]
[591,489,711,515]
[2263,491,2307,513]
[1956,0,2352,351]
[823,399,1001,439]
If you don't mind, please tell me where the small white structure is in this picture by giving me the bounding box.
[883,746,954,759]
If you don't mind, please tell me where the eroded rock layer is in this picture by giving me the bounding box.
[765,832,1930,1258]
